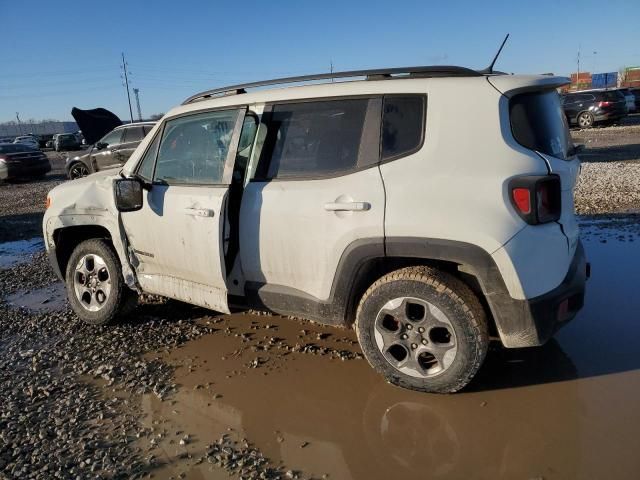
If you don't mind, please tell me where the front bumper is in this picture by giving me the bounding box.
[495,241,588,348]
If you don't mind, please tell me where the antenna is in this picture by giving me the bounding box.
[480,34,510,74]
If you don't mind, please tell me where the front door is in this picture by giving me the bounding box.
[115,125,145,166]
[121,107,245,313]
[92,128,123,171]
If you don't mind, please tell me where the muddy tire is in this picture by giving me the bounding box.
[355,266,488,393]
[65,239,137,325]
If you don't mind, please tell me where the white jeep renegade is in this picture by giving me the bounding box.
[44,65,588,393]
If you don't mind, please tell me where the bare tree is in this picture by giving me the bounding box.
[618,66,628,87]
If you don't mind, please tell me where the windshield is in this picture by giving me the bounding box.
[509,90,572,160]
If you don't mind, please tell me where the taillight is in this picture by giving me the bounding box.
[509,175,561,224]
[598,101,612,107]
[512,188,531,214]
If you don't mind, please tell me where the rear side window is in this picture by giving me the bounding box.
[122,126,145,143]
[510,91,572,160]
[381,95,426,160]
[258,98,380,179]
[143,125,154,136]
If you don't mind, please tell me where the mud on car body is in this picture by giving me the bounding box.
[44,65,588,393]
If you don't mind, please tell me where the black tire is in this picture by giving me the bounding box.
[355,266,488,393]
[68,162,89,180]
[65,239,137,325]
[577,111,594,128]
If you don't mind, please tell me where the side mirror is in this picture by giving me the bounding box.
[114,178,143,212]
[96,142,107,150]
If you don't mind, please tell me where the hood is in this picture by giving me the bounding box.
[71,107,122,145]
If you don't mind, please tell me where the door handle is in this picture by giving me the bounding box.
[324,201,370,212]
[183,208,215,217]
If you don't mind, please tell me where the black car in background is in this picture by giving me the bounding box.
[561,89,628,128]
[65,122,155,179]
[629,87,640,111]
[0,143,51,182]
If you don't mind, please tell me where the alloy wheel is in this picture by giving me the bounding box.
[73,254,112,312]
[374,297,458,378]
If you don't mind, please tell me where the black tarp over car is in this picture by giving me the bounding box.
[71,107,122,145]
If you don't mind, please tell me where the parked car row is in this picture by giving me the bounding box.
[65,122,155,179]
[561,87,637,128]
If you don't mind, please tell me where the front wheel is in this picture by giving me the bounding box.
[65,239,137,325]
[355,267,488,393]
[68,162,89,179]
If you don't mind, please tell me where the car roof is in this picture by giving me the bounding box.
[114,121,157,130]
[164,71,568,120]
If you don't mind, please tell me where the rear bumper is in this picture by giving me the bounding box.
[594,109,626,122]
[495,241,588,347]
[5,161,51,179]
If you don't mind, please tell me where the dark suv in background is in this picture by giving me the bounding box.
[561,89,628,128]
[65,122,155,179]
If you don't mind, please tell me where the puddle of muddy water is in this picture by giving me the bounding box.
[132,218,640,480]
[0,237,44,269]
[4,281,67,312]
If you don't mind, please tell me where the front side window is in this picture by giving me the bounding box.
[510,90,572,160]
[99,129,122,147]
[137,131,161,182]
[381,95,426,160]
[153,109,241,185]
[258,98,379,179]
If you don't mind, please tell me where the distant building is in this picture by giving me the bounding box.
[569,72,592,91]
[0,121,78,137]
[622,67,640,88]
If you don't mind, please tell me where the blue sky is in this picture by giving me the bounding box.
[1,0,639,123]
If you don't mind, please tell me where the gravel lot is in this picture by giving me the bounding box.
[573,114,640,215]
[1,119,639,478]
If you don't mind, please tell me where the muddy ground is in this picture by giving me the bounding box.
[1,123,640,479]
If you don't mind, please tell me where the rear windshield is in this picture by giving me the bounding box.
[0,144,30,153]
[509,91,572,160]
[601,90,625,101]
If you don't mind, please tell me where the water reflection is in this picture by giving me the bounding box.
[139,218,640,479]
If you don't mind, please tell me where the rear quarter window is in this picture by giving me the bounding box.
[381,95,426,160]
[509,91,572,160]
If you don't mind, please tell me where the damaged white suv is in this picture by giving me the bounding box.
[44,65,588,393]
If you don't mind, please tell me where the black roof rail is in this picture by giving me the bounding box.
[181,65,482,104]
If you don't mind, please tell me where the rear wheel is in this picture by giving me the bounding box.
[355,266,488,393]
[577,111,594,128]
[68,162,89,179]
[65,239,136,325]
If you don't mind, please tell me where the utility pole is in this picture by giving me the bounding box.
[133,88,142,121]
[330,59,334,82]
[576,45,581,90]
[121,52,134,123]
